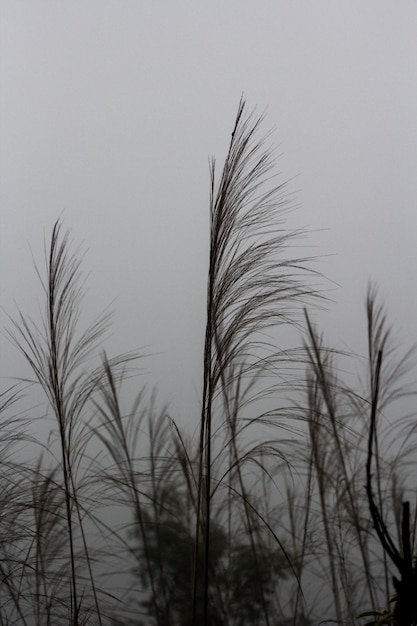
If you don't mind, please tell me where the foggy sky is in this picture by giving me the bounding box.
[1,2,416,422]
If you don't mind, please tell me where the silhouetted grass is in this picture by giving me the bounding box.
[1,102,415,625]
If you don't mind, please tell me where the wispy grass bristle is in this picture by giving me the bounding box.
[1,102,415,626]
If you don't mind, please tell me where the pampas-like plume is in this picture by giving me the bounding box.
[8,221,135,625]
[194,98,318,625]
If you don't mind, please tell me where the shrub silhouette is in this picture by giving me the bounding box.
[131,485,291,626]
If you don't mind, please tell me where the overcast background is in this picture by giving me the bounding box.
[1,2,416,425]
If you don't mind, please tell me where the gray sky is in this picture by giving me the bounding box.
[1,2,416,422]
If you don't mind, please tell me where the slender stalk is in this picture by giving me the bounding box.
[194,98,318,625]
[8,221,116,624]
[93,356,165,625]
[305,309,377,610]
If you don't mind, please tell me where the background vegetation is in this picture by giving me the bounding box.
[1,102,415,625]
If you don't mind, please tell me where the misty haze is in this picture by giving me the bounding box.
[1,3,416,625]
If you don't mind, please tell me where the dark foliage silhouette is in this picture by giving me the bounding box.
[1,102,415,625]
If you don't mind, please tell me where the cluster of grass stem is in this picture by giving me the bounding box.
[0,101,415,625]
